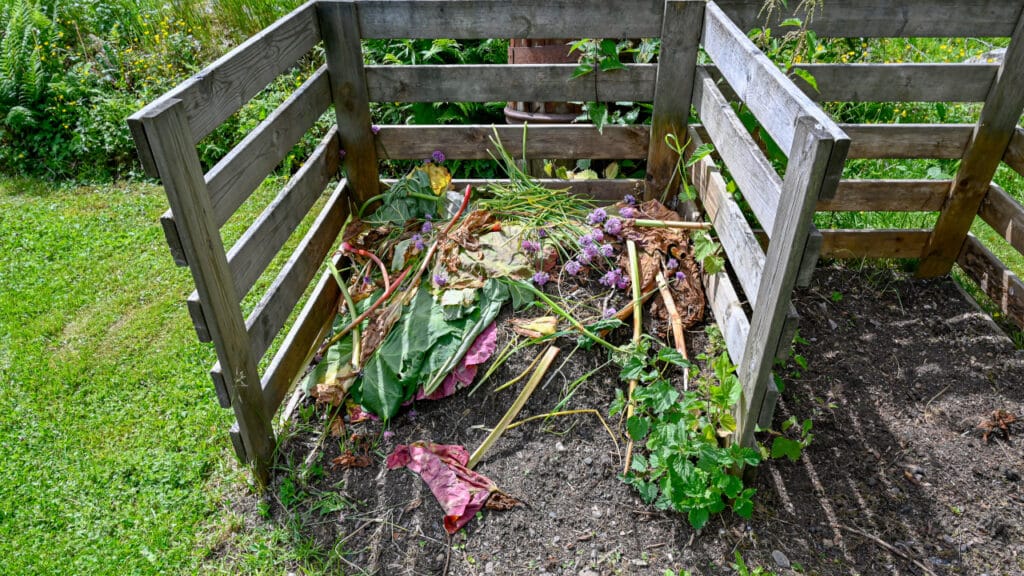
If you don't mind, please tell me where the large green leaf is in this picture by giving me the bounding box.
[359,352,406,420]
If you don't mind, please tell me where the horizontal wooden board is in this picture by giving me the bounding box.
[818,180,951,212]
[376,125,649,160]
[261,261,341,414]
[704,270,750,367]
[790,64,997,103]
[713,0,1024,38]
[693,68,783,232]
[365,64,656,103]
[957,235,1024,328]
[246,179,350,363]
[206,67,332,228]
[842,124,974,159]
[349,0,665,39]
[819,229,932,259]
[1005,127,1024,178]
[703,3,846,157]
[978,183,1024,257]
[130,1,320,150]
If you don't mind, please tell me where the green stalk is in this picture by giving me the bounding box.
[623,240,643,475]
[328,260,361,371]
[633,218,712,230]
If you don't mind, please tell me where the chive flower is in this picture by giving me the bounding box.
[564,260,582,276]
[412,233,425,251]
[620,206,636,219]
[587,207,608,225]
[604,217,623,236]
[675,271,687,283]
[521,239,541,253]
[432,150,446,163]
[591,229,604,242]
[624,194,637,206]
[532,271,551,286]
[371,125,381,135]
[666,257,679,270]
[602,307,617,319]
[433,272,448,287]
[537,228,549,239]
[600,243,615,258]
[421,220,433,234]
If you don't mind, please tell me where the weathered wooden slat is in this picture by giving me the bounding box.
[817,180,951,212]
[375,125,649,160]
[129,1,320,160]
[386,178,644,204]
[1004,126,1024,178]
[206,67,332,228]
[957,235,1024,328]
[713,0,1024,38]
[365,64,657,103]
[262,260,341,415]
[919,11,1024,276]
[842,124,974,159]
[693,68,783,232]
[789,64,997,103]
[978,183,1024,257]
[738,117,847,447]
[160,213,188,266]
[820,229,932,259]
[321,1,379,206]
[133,99,275,485]
[645,1,705,200]
[703,3,844,159]
[246,179,350,363]
[704,270,750,367]
[685,129,765,308]
[350,0,665,39]
[186,130,342,352]
[796,228,823,289]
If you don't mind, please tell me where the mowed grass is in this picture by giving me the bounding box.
[0,178,330,574]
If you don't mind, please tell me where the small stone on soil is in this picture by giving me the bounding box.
[772,549,791,569]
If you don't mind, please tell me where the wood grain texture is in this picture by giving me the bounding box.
[957,235,1024,328]
[186,129,341,343]
[704,270,750,367]
[818,180,952,212]
[713,0,1024,38]
[375,125,649,160]
[789,64,997,103]
[820,229,932,259]
[320,0,379,206]
[159,212,188,266]
[349,0,665,39]
[136,99,275,485]
[978,183,1024,256]
[920,11,1024,276]
[685,129,765,308]
[645,0,705,200]
[843,124,974,159]
[262,259,341,414]
[245,179,350,364]
[703,3,845,158]
[365,64,656,103]
[738,117,844,447]
[693,68,783,232]
[1004,126,1024,178]
[796,228,823,289]
[206,67,332,228]
[129,1,320,146]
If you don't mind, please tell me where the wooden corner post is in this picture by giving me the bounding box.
[130,100,276,487]
[736,117,849,447]
[644,0,706,201]
[918,7,1024,277]
[319,0,380,207]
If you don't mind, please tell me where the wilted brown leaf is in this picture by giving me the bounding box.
[485,491,521,511]
[332,453,372,469]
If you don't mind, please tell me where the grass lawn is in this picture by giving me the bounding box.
[0,178,333,575]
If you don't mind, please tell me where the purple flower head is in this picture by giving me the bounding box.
[620,206,636,219]
[383,430,395,441]
[432,150,446,163]
[362,275,373,285]
[421,220,433,234]
[675,271,687,283]
[371,124,381,135]
[532,271,551,286]
[624,194,637,206]
[537,228,549,239]
[603,307,617,319]
[666,257,679,270]
[521,239,541,253]
[599,269,621,288]
[604,217,623,236]
[424,213,433,221]
[579,232,594,247]
[582,244,600,261]
[577,250,593,265]
[564,260,582,276]
[615,275,631,291]
[587,208,608,226]
[433,272,448,287]
[412,233,425,251]
[600,243,615,258]
[591,229,604,242]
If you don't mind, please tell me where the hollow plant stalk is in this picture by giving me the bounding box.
[623,240,643,475]
[327,260,362,371]
[656,271,689,390]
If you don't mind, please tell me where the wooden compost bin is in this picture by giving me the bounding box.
[129,0,1024,484]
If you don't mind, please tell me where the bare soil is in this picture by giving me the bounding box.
[255,265,1024,575]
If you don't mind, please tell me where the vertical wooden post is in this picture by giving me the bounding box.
[319,0,380,207]
[644,0,705,201]
[132,99,276,487]
[736,117,848,447]
[918,8,1024,277]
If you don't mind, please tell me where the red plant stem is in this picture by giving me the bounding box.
[340,242,392,290]
[323,267,411,350]
[409,185,473,288]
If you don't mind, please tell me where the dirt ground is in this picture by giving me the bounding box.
[252,265,1024,575]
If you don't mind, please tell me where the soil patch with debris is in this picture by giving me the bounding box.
[251,265,1023,575]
